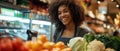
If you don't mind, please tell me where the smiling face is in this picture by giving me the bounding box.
[58,5,73,26]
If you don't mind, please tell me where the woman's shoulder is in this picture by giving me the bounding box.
[54,28,64,38]
[76,27,89,37]
[77,27,89,32]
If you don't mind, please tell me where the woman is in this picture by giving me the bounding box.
[49,0,89,45]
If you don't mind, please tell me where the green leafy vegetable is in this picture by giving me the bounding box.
[84,34,120,51]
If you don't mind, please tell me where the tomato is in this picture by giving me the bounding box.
[12,37,23,47]
[0,45,1,51]
[12,37,23,51]
[20,45,29,51]
[0,38,13,51]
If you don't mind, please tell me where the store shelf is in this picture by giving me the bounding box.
[0,1,30,12]
[0,26,22,29]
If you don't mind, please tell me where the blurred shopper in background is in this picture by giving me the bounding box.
[48,0,89,45]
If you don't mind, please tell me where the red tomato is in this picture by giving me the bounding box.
[20,46,29,51]
[12,37,24,51]
[0,38,13,51]
[15,37,23,45]
[0,45,1,51]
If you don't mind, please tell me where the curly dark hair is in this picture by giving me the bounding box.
[48,0,85,30]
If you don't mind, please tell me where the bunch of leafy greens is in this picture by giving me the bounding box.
[84,33,120,51]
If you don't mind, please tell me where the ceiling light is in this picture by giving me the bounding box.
[116,4,119,7]
[111,0,115,2]
[97,1,101,4]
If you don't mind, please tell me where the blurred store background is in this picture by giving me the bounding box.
[0,0,120,41]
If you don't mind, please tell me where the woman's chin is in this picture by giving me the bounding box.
[63,23,68,25]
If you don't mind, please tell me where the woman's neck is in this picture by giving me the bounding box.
[65,22,75,31]
[62,22,76,38]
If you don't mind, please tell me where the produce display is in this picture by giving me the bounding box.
[0,33,120,51]
[105,48,115,51]
[84,33,120,51]
[67,37,87,51]
[68,33,120,51]
[86,39,105,51]
[0,36,29,51]
[0,35,72,51]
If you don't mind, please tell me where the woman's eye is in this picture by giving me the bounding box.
[64,10,68,13]
[58,12,61,15]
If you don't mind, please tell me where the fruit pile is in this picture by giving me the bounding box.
[25,35,72,51]
[0,37,29,51]
[0,35,72,51]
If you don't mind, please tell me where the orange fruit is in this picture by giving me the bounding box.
[61,48,72,51]
[32,41,43,50]
[51,48,61,51]
[24,41,33,49]
[29,49,36,51]
[54,41,65,49]
[36,40,43,46]
[40,49,49,51]
[37,35,48,43]
[43,42,55,50]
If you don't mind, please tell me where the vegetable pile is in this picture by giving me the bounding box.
[68,33,120,51]
[84,33,120,51]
